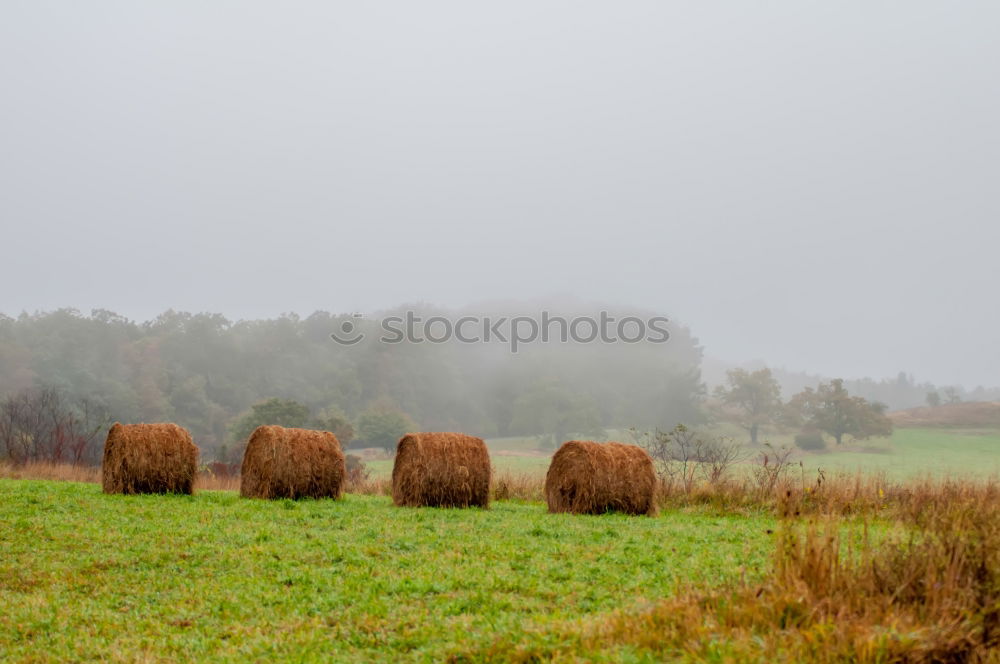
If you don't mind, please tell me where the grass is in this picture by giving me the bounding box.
[370,427,1000,483]
[799,427,1000,479]
[0,480,774,663]
[2,468,996,662]
[470,486,1000,663]
[2,426,995,661]
[686,423,1000,480]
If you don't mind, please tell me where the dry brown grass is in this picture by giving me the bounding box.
[392,432,491,508]
[240,425,345,500]
[0,460,243,491]
[544,440,657,516]
[347,474,391,496]
[492,471,545,502]
[0,460,101,483]
[655,466,1000,524]
[196,473,241,491]
[101,422,198,495]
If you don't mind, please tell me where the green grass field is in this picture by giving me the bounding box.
[788,428,1000,479]
[0,481,773,663]
[696,423,1000,479]
[366,427,1000,482]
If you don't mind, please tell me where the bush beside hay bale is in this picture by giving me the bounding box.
[345,454,369,485]
[392,432,491,508]
[545,440,657,516]
[240,425,345,500]
[101,422,199,495]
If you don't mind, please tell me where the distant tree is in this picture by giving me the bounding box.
[925,391,942,408]
[311,406,355,444]
[860,400,894,439]
[356,409,416,454]
[509,380,604,446]
[713,368,782,444]
[230,398,311,443]
[786,379,893,445]
[942,386,963,405]
[0,306,710,455]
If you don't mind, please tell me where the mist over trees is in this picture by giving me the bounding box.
[2,304,987,465]
[0,305,705,461]
[713,368,782,445]
[785,379,894,446]
[706,371,893,448]
[705,363,1000,412]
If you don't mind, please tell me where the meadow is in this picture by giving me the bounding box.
[0,480,772,663]
[796,427,1000,478]
[364,427,1000,482]
[2,424,998,662]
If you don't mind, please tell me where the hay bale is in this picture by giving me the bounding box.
[240,425,345,500]
[101,422,199,495]
[392,432,491,508]
[544,440,657,515]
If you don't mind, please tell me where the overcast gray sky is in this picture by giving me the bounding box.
[1,2,998,387]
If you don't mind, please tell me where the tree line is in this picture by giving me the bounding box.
[0,306,705,463]
[0,308,923,466]
[763,367,999,413]
[714,368,894,448]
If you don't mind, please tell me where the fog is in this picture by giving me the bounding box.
[2,2,998,387]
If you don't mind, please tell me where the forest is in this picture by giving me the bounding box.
[0,305,705,463]
[1,304,993,466]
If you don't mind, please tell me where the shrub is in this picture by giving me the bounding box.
[632,424,744,492]
[345,454,368,484]
[794,429,826,451]
[356,409,417,453]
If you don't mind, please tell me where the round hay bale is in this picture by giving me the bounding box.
[392,432,491,508]
[101,422,199,495]
[240,425,345,500]
[545,440,657,516]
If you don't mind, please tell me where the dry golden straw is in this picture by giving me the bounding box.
[545,440,657,515]
[101,422,198,495]
[392,432,491,508]
[240,425,345,500]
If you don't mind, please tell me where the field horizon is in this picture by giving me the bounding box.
[348,426,1000,482]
